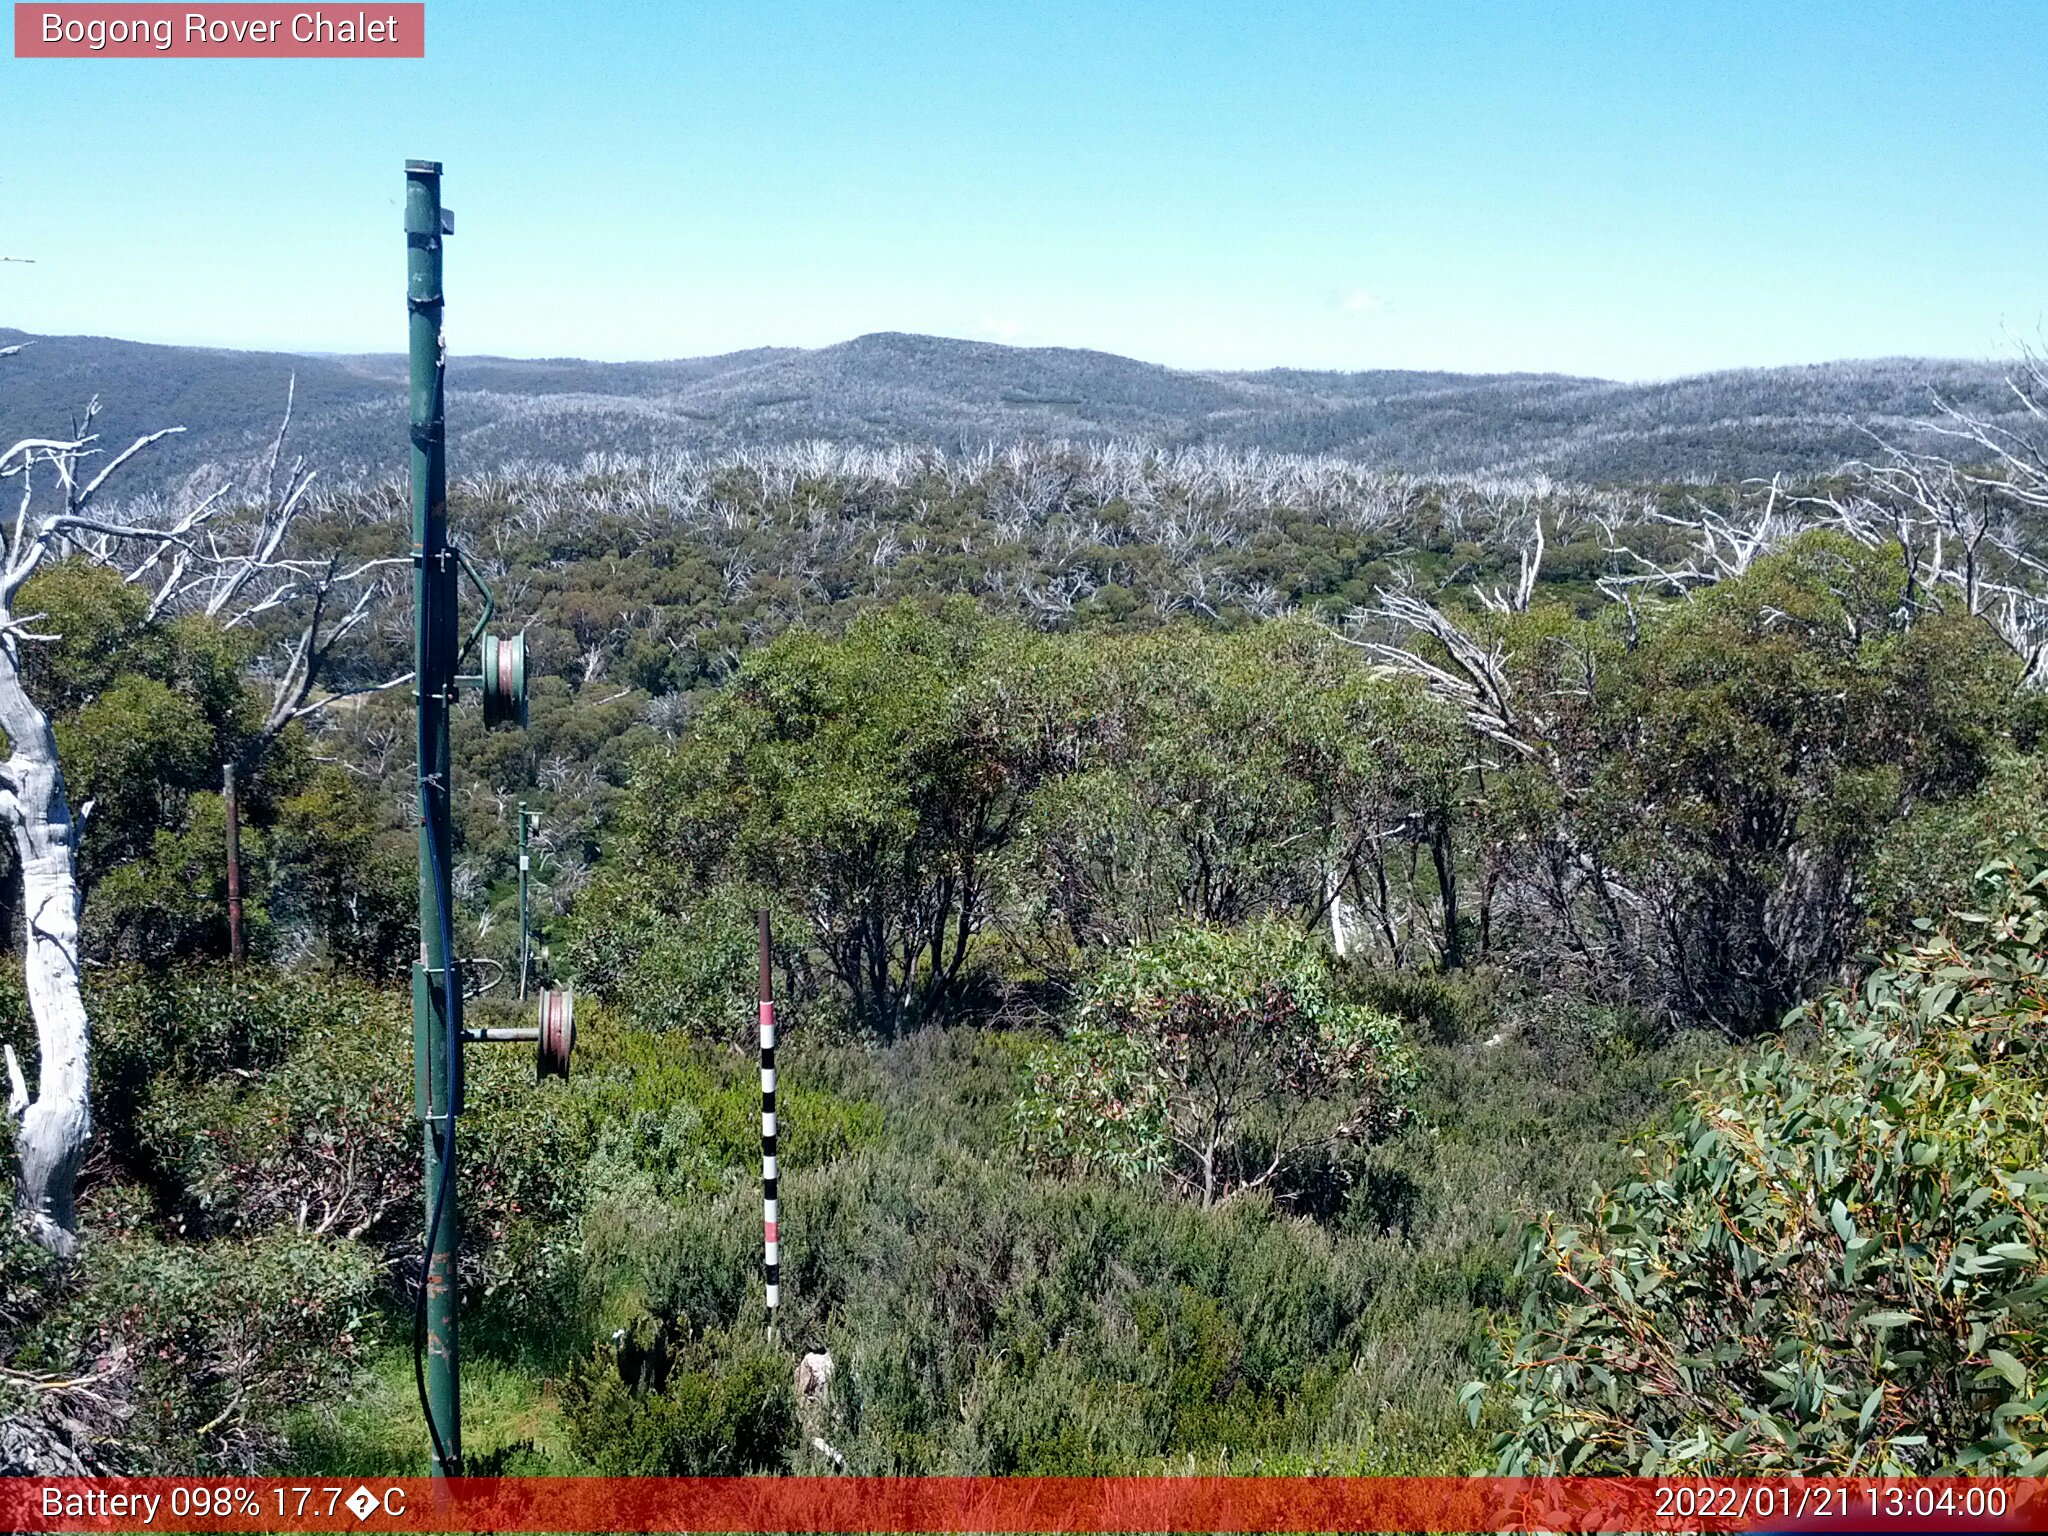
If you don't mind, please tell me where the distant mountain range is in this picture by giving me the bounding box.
[0,327,2026,491]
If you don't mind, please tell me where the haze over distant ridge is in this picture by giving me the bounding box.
[0,327,2023,492]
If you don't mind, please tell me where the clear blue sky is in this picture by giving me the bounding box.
[2,1,2042,378]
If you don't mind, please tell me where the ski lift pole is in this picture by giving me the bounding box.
[402,159,554,1480]
[760,908,779,1337]
[407,157,462,1479]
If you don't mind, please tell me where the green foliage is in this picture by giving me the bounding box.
[18,559,178,711]
[559,1317,795,1474]
[1514,532,2019,1030]
[22,565,242,869]
[1481,844,2048,1473]
[10,442,2041,1481]
[135,979,416,1242]
[260,768,416,980]
[601,608,1471,1033]
[779,1138,1452,1472]
[0,560,415,974]
[615,600,1056,1034]
[566,879,821,1043]
[507,532,2026,1045]
[282,1349,582,1477]
[574,1007,884,1182]
[1020,620,1466,966]
[1866,749,2048,937]
[0,1218,64,1337]
[1058,921,1417,1206]
[1014,1026,1169,1184]
[91,967,588,1328]
[14,1222,379,1471]
[88,963,352,1180]
[1341,966,1496,1047]
[99,1231,377,1468]
[551,1018,1633,1475]
[5,966,1679,1478]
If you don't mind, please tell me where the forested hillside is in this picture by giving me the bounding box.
[8,360,2048,1478]
[0,326,2027,490]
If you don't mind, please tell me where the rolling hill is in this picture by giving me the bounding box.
[0,326,2023,492]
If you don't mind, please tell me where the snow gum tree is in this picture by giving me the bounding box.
[0,399,191,1252]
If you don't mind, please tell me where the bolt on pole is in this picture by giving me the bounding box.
[407,156,462,1479]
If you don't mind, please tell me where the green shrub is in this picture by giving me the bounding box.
[572,1013,885,1191]
[1024,921,1416,1206]
[769,1142,1421,1472]
[138,985,414,1241]
[457,1047,595,1342]
[136,976,592,1331]
[90,963,365,1185]
[578,1182,759,1346]
[34,1229,378,1472]
[559,1316,794,1474]
[566,879,825,1044]
[1013,1025,1169,1184]
[1340,967,1489,1047]
[1478,843,2048,1474]
[1866,749,2048,938]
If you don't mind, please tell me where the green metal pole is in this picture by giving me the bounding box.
[406,157,462,1478]
[517,801,530,1000]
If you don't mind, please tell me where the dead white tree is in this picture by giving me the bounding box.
[1346,579,1544,764]
[154,380,411,765]
[1794,376,2048,689]
[1474,511,1545,615]
[1592,478,1791,603]
[0,380,403,1254]
[1580,364,2048,692]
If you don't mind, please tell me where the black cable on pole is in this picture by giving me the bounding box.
[413,802,461,1475]
[760,908,778,1336]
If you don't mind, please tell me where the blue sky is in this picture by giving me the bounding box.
[1,1,2042,377]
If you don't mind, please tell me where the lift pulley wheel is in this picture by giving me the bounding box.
[537,987,574,1079]
[481,631,527,729]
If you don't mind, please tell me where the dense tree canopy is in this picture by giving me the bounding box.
[3,560,410,972]
[1481,532,2021,1031]
[1482,844,2048,1474]
[583,534,2025,1042]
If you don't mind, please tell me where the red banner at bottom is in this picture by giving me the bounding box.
[3,1477,2045,1533]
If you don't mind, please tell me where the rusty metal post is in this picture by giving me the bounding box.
[222,763,244,963]
[407,157,462,1479]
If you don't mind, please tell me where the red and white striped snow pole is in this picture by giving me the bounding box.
[759,908,779,1333]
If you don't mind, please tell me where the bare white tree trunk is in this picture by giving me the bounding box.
[1325,866,1351,959]
[0,642,87,1255]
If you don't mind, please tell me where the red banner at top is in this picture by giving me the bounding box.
[13,4,424,56]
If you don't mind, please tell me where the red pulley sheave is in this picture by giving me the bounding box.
[536,987,574,1079]
[481,631,527,729]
